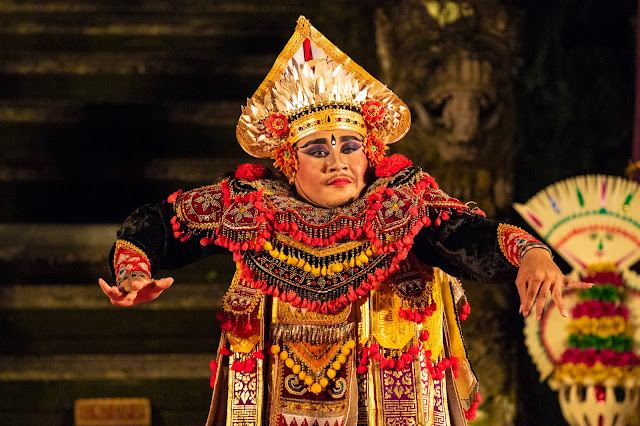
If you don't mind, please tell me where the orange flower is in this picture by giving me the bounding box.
[273,141,298,179]
[364,133,387,166]
[361,100,385,126]
[265,113,290,137]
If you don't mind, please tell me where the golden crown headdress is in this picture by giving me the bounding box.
[236,16,411,163]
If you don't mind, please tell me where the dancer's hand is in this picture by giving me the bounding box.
[98,276,174,307]
[515,248,593,320]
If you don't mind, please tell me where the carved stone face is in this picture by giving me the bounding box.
[375,1,519,214]
[375,2,516,163]
[416,50,501,161]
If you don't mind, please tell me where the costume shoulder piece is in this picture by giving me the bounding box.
[168,157,482,314]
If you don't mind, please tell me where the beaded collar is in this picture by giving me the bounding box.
[170,166,479,314]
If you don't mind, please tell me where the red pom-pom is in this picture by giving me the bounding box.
[235,164,268,181]
[374,154,413,177]
[167,189,182,204]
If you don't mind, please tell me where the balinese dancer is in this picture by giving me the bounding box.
[99,16,591,426]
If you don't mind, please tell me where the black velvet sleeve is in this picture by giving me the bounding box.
[412,213,519,284]
[108,200,225,280]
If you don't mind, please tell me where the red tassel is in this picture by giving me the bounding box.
[167,189,182,203]
[401,353,414,363]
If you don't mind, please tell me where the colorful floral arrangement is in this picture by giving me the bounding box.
[553,265,640,386]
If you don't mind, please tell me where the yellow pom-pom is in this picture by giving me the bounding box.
[345,339,356,349]
[321,265,327,276]
[332,361,341,371]
[278,252,287,262]
[365,248,373,257]
[310,383,323,394]
[297,258,306,268]
[298,371,307,380]
[303,263,312,273]
[326,368,336,379]
[285,358,295,369]
[263,241,273,251]
[349,258,355,268]
[304,376,314,386]
[311,266,320,276]
[270,345,280,355]
[341,347,351,356]
[333,262,343,273]
[338,354,347,364]
[292,364,301,375]
[270,249,279,258]
[280,351,289,361]
[319,378,329,388]
[358,253,369,263]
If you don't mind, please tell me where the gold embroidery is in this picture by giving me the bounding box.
[114,239,149,264]
[371,282,416,350]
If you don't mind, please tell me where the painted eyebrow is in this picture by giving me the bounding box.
[298,135,363,148]
[298,138,329,148]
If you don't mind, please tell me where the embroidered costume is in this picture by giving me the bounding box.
[109,17,548,426]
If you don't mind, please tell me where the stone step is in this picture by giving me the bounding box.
[0,223,237,282]
[0,353,213,381]
[0,100,246,160]
[0,99,243,125]
[0,283,226,354]
[0,51,276,76]
[0,354,215,425]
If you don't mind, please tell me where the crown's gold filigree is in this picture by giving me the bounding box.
[236,16,411,159]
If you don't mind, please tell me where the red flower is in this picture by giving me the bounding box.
[375,154,413,177]
[361,100,385,126]
[265,113,289,137]
[235,163,267,181]
[581,348,598,367]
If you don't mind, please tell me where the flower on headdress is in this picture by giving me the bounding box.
[235,163,268,181]
[273,140,298,179]
[265,113,290,138]
[361,100,385,126]
[375,154,413,178]
[364,132,387,166]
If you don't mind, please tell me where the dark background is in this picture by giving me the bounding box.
[0,0,636,424]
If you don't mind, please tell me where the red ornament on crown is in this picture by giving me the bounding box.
[265,113,289,138]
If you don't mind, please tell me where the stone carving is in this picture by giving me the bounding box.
[376,0,520,217]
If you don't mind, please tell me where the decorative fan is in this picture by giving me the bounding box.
[514,175,640,275]
[515,175,640,426]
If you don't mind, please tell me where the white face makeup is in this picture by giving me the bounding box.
[292,129,369,208]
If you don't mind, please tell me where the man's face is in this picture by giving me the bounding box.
[292,129,369,208]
